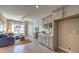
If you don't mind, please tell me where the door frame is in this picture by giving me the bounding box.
[53,14,79,51]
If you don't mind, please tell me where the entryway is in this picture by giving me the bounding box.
[54,15,79,52]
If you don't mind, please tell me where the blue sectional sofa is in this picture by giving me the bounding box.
[0,33,14,47]
[0,32,23,47]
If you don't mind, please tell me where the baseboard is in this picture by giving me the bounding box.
[58,46,74,53]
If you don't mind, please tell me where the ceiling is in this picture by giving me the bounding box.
[0,5,62,21]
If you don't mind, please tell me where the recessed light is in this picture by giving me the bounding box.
[36,5,39,8]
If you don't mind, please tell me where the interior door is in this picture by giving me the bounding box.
[58,18,79,52]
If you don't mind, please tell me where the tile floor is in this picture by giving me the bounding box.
[0,40,54,53]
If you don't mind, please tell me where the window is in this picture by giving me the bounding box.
[0,21,4,32]
[12,22,24,35]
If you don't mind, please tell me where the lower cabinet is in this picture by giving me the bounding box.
[38,34,53,49]
[41,35,44,44]
[43,36,46,45]
[38,35,41,42]
[45,36,49,47]
[48,36,53,49]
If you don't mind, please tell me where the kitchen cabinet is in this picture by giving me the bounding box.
[45,36,49,47]
[42,14,52,29]
[38,34,53,49]
[64,6,79,17]
[48,36,53,49]
[53,8,63,20]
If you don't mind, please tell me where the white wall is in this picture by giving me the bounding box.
[27,18,42,38]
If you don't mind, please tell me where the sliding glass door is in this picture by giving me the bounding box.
[12,22,24,35]
[0,21,4,32]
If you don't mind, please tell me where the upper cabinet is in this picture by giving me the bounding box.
[42,5,79,29]
[42,14,52,24]
[42,14,52,29]
[51,5,79,20]
[47,15,52,23]
[52,8,64,20]
[42,18,46,24]
[64,6,79,17]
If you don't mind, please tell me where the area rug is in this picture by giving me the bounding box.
[15,38,32,45]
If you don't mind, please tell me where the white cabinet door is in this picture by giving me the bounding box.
[40,35,42,42]
[41,36,44,44]
[53,9,63,20]
[44,36,48,47]
[44,18,48,24]
[43,35,47,45]
[43,18,47,24]
[39,35,42,43]
[64,6,79,17]
[48,36,53,49]
[45,36,49,47]
[38,35,41,42]
[40,35,43,43]
[47,16,52,23]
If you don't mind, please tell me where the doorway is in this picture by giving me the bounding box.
[54,15,79,52]
[11,21,25,45]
